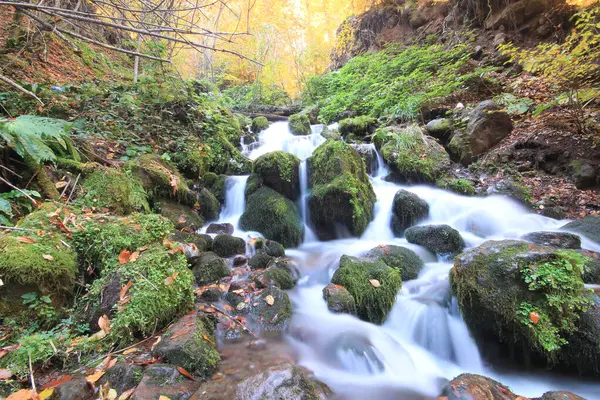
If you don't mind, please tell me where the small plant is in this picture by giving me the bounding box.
[21,292,58,323]
[493,93,535,116]
[0,189,41,226]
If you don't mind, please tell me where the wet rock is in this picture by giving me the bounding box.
[425,118,453,143]
[321,126,341,141]
[307,140,375,240]
[352,144,377,175]
[190,252,231,285]
[365,245,424,281]
[521,232,581,249]
[202,172,227,203]
[50,376,94,400]
[225,280,255,312]
[323,283,357,315]
[326,333,384,374]
[562,215,600,245]
[448,101,513,165]
[256,239,286,258]
[198,188,220,222]
[338,116,378,141]
[540,206,566,220]
[441,373,517,400]
[249,286,293,332]
[152,313,220,379]
[253,151,301,201]
[331,255,402,324]
[98,363,143,394]
[200,287,222,302]
[158,200,204,232]
[538,391,587,400]
[206,223,234,235]
[568,159,597,189]
[213,234,246,257]
[405,225,464,257]
[169,231,213,252]
[234,363,329,400]
[251,116,270,133]
[249,252,275,270]
[486,179,532,205]
[240,186,304,248]
[233,255,247,267]
[131,364,201,400]
[391,189,429,235]
[578,249,600,284]
[254,264,296,290]
[289,113,311,136]
[85,273,121,331]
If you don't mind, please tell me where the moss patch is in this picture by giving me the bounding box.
[131,154,194,205]
[81,168,149,214]
[436,177,476,196]
[202,172,227,203]
[289,113,311,136]
[338,116,378,140]
[366,245,424,281]
[253,151,301,201]
[251,116,270,133]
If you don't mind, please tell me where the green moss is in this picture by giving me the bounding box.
[245,174,264,198]
[253,151,300,200]
[338,116,378,139]
[202,172,227,202]
[332,256,401,324]
[262,266,295,290]
[240,187,303,248]
[251,116,270,133]
[250,287,293,331]
[366,245,424,281]
[171,139,210,180]
[213,234,246,257]
[308,140,369,186]
[436,177,476,196]
[191,252,231,285]
[55,157,101,174]
[289,113,311,136]
[198,188,220,221]
[157,200,204,230]
[81,168,149,214]
[131,154,194,205]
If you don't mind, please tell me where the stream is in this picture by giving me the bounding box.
[212,121,600,399]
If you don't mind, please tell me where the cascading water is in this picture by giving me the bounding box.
[212,121,600,399]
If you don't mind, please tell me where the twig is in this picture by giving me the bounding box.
[0,74,44,106]
[59,178,71,199]
[28,354,37,392]
[66,173,80,204]
[209,304,256,337]
[0,164,22,178]
[0,225,36,231]
[0,176,39,204]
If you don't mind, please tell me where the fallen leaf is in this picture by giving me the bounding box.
[0,368,12,380]
[383,249,390,255]
[177,367,195,381]
[55,181,68,189]
[107,389,118,400]
[202,334,215,346]
[85,370,105,384]
[118,388,135,400]
[119,281,133,300]
[6,389,37,400]
[38,388,54,400]
[0,350,7,359]
[265,295,275,306]
[150,336,162,351]
[128,251,140,263]
[236,302,246,311]
[369,279,381,288]
[98,315,111,334]
[17,236,35,244]
[40,375,72,389]
[530,311,540,325]
[159,396,171,400]
[164,272,179,286]
[118,250,131,264]
[123,348,138,355]
[107,358,118,369]
[42,254,54,261]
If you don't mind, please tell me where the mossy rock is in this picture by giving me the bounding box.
[561,216,600,246]
[81,168,149,214]
[331,255,402,324]
[365,245,424,281]
[253,151,301,201]
[391,189,429,236]
[249,286,293,332]
[405,224,465,257]
[521,232,582,250]
[251,116,270,133]
[307,140,375,241]
[578,250,600,284]
[254,265,295,290]
[158,200,204,231]
[248,252,275,270]
[202,172,227,203]
[451,240,596,372]
[198,188,220,222]
[153,313,220,380]
[436,177,476,196]
[323,283,357,315]
[240,187,303,248]
[425,118,453,142]
[338,116,378,140]
[321,126,341,141]
[213,234,246,257]
[245,174,264,198]
[486,179,532,205]
[288,113,311,136]
[171,138,210,180]
[190,252,231,286]
[169,231,213,252]
[255,239,286,258]
[380,124,451,183]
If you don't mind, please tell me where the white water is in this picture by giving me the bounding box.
[213,122,600,399]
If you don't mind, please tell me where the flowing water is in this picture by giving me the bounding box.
[214,122,600,399]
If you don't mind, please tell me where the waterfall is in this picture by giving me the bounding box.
[219,175,249,227]
[299,160,318,243]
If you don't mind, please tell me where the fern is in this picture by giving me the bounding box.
[0,115,73,164]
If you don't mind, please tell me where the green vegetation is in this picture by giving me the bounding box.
[81,168,149,214]
[289,113,311,136]
[436,177,476,196]
[252,116,270,133]
[338,116,378,139]
[222,82,291,111]
[366,245,424,282]
[253,151,300,200]
[303,43,494,123]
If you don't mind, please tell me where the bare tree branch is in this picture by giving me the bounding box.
[0,74,44,106]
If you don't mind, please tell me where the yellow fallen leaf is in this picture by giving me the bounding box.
[369,279,381,288]
[164,272,179,286]
[118,388,135,400]
[38,388,54,400]
[85,370,105,383]
[265,295,275,306]
[107,388,118,400]
[98,315,111,334]
[55,181,68,189]
[128,251,140,263]
[42,254,54,261]
[122,348,138,355]
[159,396,171,400]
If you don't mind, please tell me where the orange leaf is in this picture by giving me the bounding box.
[40,375,73,390]
[6,389,37,400]
[122,348,138,355]
[128,251,140,263]
[530,311,540,325]
[98,315,111,334]
[118,250,131,264]
[17,236,35,244]
[176,367,195,381]
[202,334,215,346]
[119,281,133,300]
[164,272,179,286]
[0,368,12,380]
[369,279,381,288]
[118,388,135,400]
[42,254,54,261]
[383,250,389,255]
[85,370,105,384]
[0,350,7,359]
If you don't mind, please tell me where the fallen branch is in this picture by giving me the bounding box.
[0,74,44,106]
[0,176,40,205]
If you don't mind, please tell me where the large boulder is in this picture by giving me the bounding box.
[568,159,597,189]
[448,101,513,165]
[441,374,517,400]
[405,225,465,257]
[521,232,582,250]
[234,363,329,400]
[365,245,424,281]
[307,140,376,240]
[213,234,246,257]
[391,189,429,235]
[251,116,270,133]
[561,216,600,245]
[425,118,453,143]
[198,188,220,221]
[190,252,231,285]
[131,364,200,400]
[331,255,402,324]
[202,172,227,203]
[338,116,378,141]
[253,151,301,201]
[249,286,293,332]
[380,124,451,183]
[289,113,311,136]
[158,200,204,232]
[451,240,598,374]
[240,186,303,248]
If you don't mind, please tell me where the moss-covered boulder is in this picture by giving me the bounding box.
[198,188,220,222]
[321,125,341,141]
[405,224,465,257]
[338,116,378,141]
[331,255,402,324]
[213,234,246,257]
[254,265,295,290]
[202,172,227,203]
[451,240,597,373]
[255,239,286,258]
[81,168,149,214]
[391,189,429,236]
[579,250,600,284]
[249,286,293,332]
[251,116,270,133]
[288,113,311,136]
[562,216,600,245]
[169,231,213,252]
[365,245,424,281]
[380,124,451,183]
[153,312,220,379]
[323,284,357,315]
[486,179,532,205]
[248,252,275,270]
[425,118,453,142]
[521,232,582,250]
[190,252,231,286]
[253,151,301,201]
[240,187,303,248]
[131,154,195,205]
[307,140,376,241]
[158,200,204,232]
[435,177,476,196]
